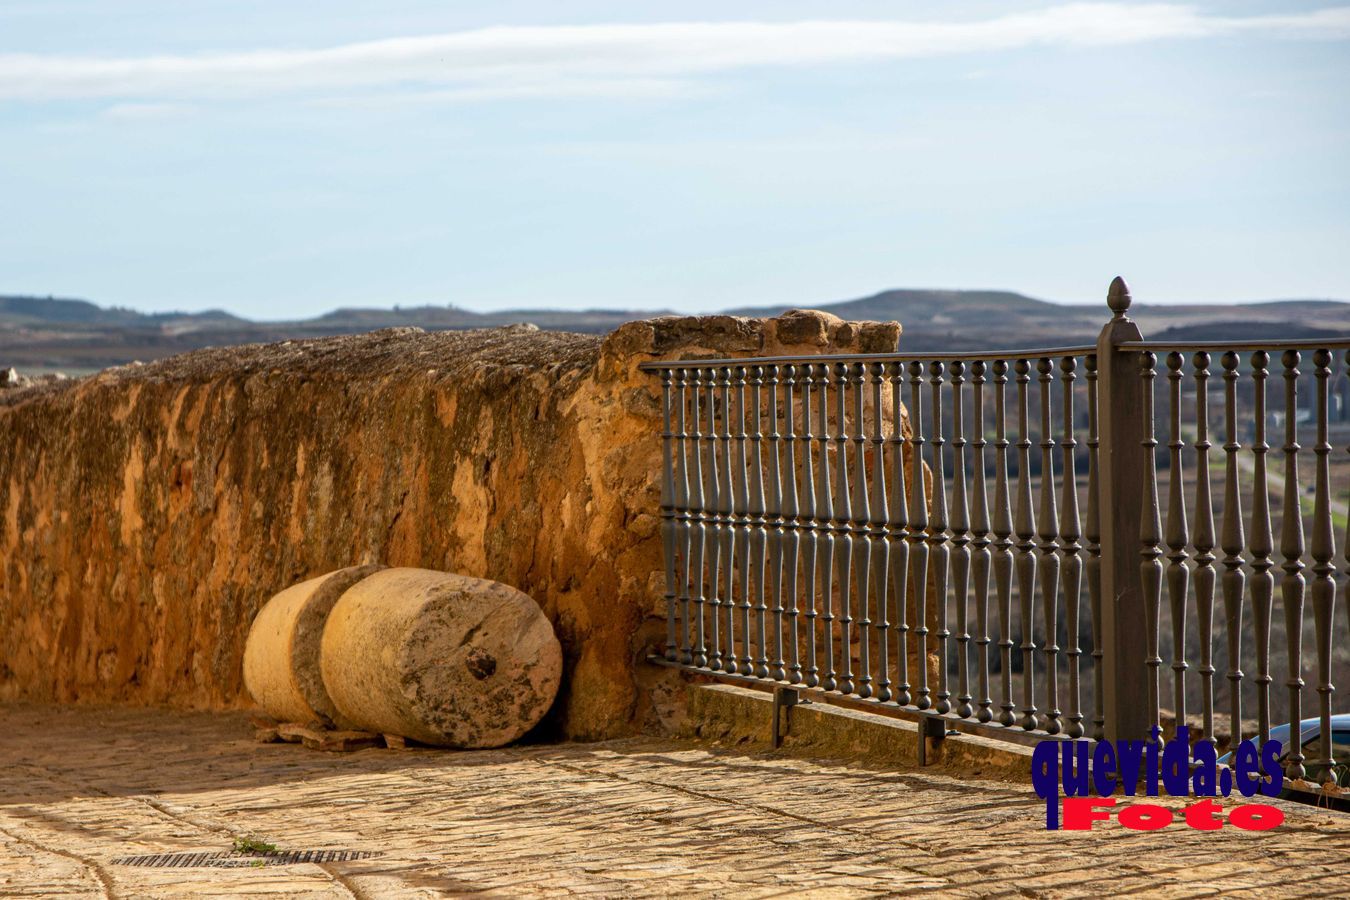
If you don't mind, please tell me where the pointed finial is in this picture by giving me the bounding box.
[1106,276,1132,320]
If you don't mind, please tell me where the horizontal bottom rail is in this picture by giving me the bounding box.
[648,654,1069,751]
[653,655,1346,811]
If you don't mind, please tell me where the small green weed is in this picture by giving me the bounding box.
[232,835,278,855]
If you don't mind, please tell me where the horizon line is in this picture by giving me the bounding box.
[7,287,1350,323]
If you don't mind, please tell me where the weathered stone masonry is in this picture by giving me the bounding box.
[0,312,898,739]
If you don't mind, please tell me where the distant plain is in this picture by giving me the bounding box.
[5,288,1350,376]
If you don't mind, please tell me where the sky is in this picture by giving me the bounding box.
[1,2,1348,319]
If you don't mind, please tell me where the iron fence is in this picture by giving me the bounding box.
[643,277,1350,786]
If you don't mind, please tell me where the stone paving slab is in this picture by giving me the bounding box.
[1,703,1348,898]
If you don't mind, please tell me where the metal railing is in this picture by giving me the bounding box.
[643,277,1350,784]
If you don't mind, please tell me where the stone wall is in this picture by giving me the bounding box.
[0,311,899,740]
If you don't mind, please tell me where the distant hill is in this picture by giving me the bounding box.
[748,288,1350,351]
[731,288,1067,321]
[3,289,1349,374]
[0,295,244,330]
[729,289,1103,351]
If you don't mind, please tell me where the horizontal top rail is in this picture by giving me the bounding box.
[1118,338,1350,352]
[636,344,1098,371]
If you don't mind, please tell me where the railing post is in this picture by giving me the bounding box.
[1095,277,1152,742]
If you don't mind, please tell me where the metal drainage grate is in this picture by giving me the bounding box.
[113,849,382,868]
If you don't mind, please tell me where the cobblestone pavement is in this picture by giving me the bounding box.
[1,704,1347,898]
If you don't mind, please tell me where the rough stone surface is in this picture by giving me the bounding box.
[242,565,383,725]
[320,567,562,747]
[1,703,1347,898]
[0,312,899,739]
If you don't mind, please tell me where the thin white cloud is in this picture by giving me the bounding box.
[306,78,697,109]
[99,102,195,121]
[2,3,1348,102]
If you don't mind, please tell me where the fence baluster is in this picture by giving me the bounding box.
[1140,351,1165,743]
[1037,358,1062,735]
[971,362,994,723]
[799,363,820,687]
[749,366,771,679]
[1060,356,1084,739]
[1192,353,1217,744]
[951,362,974,718]
[781,365,802,684]
[1279,350,1306,780]
[818,363,838,691]
[1250,351,1275,746]
[675,368,692,664]
[660,368,679,662]
[1165,352,1190,730]
[1085,354,1104,741]
[992,360,1016,727]
[733,365,754,676]
[689,369,708,667]
[888,362,913,706]
[869,363,892,702]
[765,365,787,681]
[850,362,874,697]
[930,361,952,714]
[705,367,723,671]
[909,361,932,709]
[1014,359,1039,730]
[1220,352,1245,744]
[1310,349,1337,783]
[716,367,735,672]
[1344,353,1350,745]
[835,363,856,694]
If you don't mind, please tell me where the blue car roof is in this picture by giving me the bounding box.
[1266,714,1350,742]
[1217,714,1350,762]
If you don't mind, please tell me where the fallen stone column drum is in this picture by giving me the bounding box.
[320,567,563,748]
[243,565,384,726]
